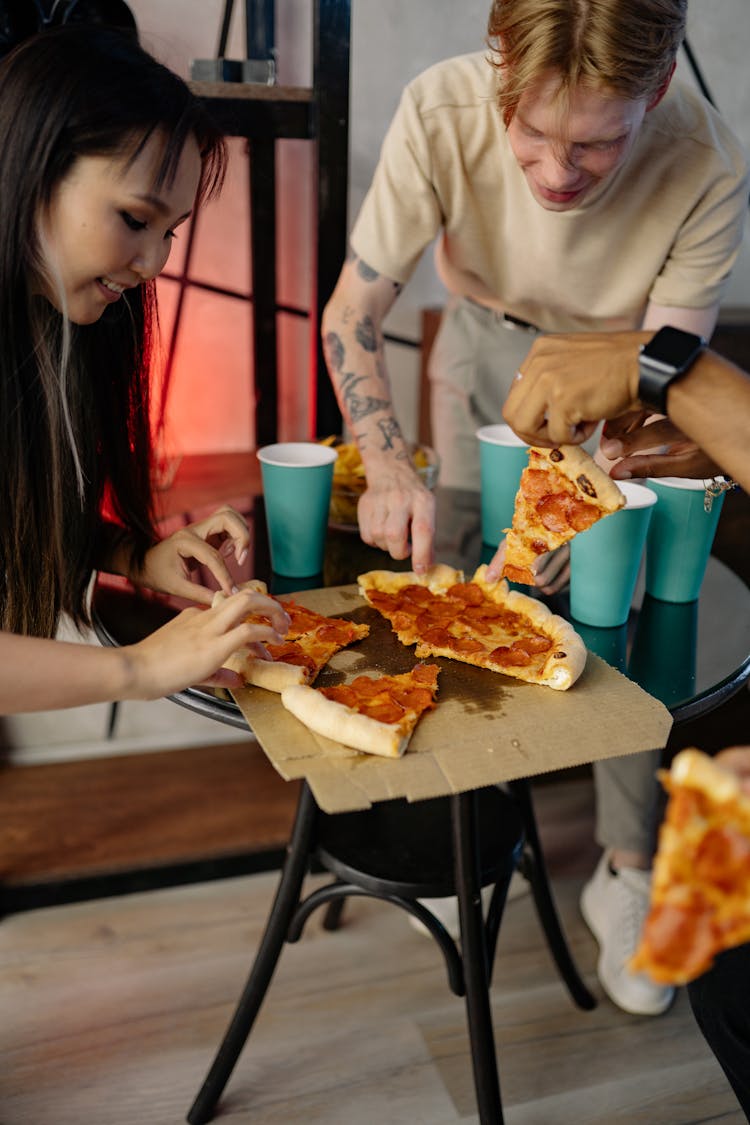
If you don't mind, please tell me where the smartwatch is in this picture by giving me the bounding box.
[638,325,705,414]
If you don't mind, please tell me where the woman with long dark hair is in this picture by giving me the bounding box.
[0,25,288,713]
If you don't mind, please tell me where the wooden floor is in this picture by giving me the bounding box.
[0,775,745,1125]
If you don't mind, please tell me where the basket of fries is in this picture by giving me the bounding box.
[322,436,440,529]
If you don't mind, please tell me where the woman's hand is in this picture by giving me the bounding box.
[122,587,290,698]
[134,505,252,604]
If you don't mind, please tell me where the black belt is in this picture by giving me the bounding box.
[463,296,537,332]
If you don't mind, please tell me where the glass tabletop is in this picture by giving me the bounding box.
[93,486,750,726]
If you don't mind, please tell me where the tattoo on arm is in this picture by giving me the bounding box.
[377,416,403,450]
[347,391,391,423]
[323,331,345,372]
[355,316,378,353]
[356,258,380,283]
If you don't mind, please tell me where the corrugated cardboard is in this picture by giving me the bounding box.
[232,584,673,813]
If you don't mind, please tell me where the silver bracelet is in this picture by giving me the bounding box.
[703,477,738,513]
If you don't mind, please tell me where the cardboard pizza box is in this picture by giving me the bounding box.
[232,584,673,814]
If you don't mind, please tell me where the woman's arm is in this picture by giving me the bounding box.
[0,587,289,715]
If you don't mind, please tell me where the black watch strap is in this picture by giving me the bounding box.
[638,325,705,414]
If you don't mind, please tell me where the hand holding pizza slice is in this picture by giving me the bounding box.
[501,444,625,585]
[214,581,369,691]
[630,748,750,985]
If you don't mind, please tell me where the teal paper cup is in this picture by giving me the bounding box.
[569,481,656,627]
[645,477,725,603]
[476,424,529,546]
[257,442,337,577]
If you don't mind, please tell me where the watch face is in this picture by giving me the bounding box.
[640,326,704,372]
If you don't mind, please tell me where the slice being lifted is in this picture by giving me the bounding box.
[281,663,440,758]
[215,581,369,692]
[501,444,625,585]
[358,563,585,691]
[630,748,750,985]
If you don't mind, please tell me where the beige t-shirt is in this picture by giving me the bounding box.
[350,52,749,332]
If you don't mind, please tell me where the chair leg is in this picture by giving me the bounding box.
[509,779,596,1011]
[322,893,346,931]
[187,783,319,1125]
[453,791,505,1125]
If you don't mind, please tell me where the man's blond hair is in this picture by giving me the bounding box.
[488,0,687,124]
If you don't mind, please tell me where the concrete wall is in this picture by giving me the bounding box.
[130,1,750,452]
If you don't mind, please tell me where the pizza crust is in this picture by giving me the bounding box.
[471,565,586,690]
[281,683,408,757]
[358,562,464,597]
[223,649,308,691]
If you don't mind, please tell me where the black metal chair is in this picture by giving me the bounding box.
[187,778,595,1125]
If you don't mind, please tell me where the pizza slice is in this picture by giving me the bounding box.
[358,563,585,690]
[630,748,750,985]
[281,663,440,758]
[215,581,369,692]
[501,445,625,585]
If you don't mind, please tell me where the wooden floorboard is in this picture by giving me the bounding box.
[0,776,744,1125]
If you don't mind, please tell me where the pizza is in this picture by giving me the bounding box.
[281,663,440,758]
[214,581,369,692]
[630,748,750,985]
[501,444,625,585]
[357,563,585,690]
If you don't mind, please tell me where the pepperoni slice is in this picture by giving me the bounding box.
[449,635,486,655]
[521,468,553,504]
[421,625,453,647]
[266,641,316,672]
[503,564,534,584]
[511,635,553,655]
[411,663,439,688]
[536,494,570,534]
[316,621,357,644]
[488,645,532,667]
[567,500,599,532]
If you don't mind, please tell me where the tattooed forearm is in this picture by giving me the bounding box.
[356,258,380,283]
[346,391,391,423]
[339,370,367,395]
[323,331,345,372]
[355,315,378,353]
[377,416,403,450]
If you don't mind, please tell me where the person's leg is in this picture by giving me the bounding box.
[581,750,674,1016]
[688,942,750,1117]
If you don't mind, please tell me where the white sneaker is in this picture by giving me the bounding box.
[580,850,675,1016]
[409,872,529,941]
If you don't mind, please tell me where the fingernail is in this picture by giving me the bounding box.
[236,547,248,566]
[614,470,632,480]
[220,540,234,556]
[601,439,623,458]
[231,584,240,594]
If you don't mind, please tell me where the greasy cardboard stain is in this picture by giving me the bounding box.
[319,603,510,719]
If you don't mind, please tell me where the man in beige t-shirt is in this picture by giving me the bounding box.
[321,0,748,1018]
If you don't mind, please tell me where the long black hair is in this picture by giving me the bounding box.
[0,25,226,637]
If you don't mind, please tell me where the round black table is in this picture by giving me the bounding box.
[92,486,750,1125]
